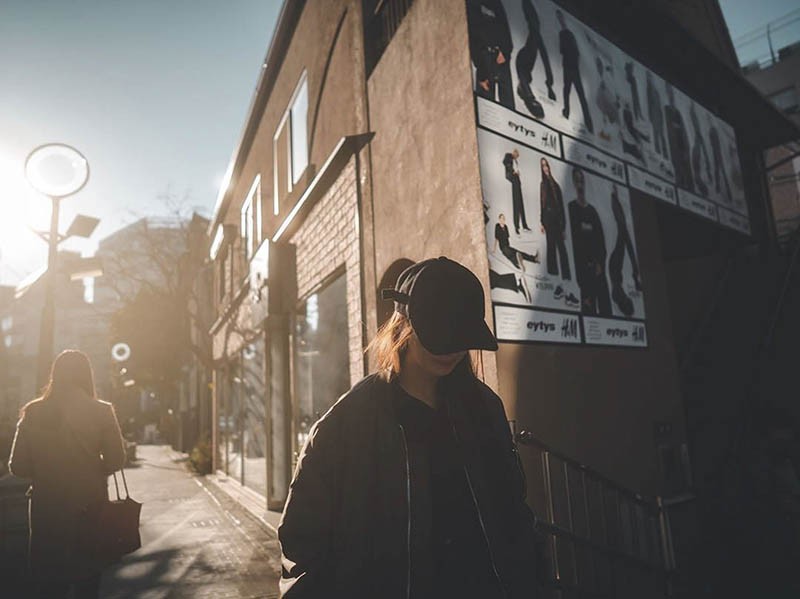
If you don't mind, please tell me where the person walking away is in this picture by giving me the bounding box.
[515,0,556,119]
[278,257,541,598]
[557,9,593,133]
[539,157,570,280]
[8,350,126,599]
[567,167,611,315]
[503,148,530,234]
[467,0,515,109]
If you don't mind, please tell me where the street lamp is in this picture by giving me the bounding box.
[24,143,91,389]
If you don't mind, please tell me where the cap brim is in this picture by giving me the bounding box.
[471,319,499,351]
[420,318,498,355]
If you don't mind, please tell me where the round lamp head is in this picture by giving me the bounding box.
[25,143,89,198]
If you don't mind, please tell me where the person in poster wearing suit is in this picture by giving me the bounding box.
[608,184,641,317]
[568,167,611,315]
[690,102,712,196]
[664,82,694,192]
[515,0,556,119]
[647,71,668,160]
[503,148,530,234]
[539,157,571,279]
[708,114,733,203]
[557,9,593,133]
[467,0,515,109]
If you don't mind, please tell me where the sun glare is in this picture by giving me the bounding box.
[0,148,52,281]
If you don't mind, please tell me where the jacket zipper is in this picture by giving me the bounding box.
[398,424,411,599]
[447,413,509,598]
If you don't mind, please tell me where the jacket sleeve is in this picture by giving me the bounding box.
[278,417,336,598]
[483,389,543,588]
[503,154,513,181]
[8,416,33,479]
[100,404,126,474]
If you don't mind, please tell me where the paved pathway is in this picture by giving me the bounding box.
[100,444,282,599]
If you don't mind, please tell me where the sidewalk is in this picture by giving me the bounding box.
[100,444,282,599]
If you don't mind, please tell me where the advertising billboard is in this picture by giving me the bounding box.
[467,0,750,346]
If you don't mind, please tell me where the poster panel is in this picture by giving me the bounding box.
[465,0,749,233]
[494,304,582,344]
[583,316,647,347]
[478,126,646,346]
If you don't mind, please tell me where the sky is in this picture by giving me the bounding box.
[0,1,799,287]
[719,0,800,66]
[0,0,281,286]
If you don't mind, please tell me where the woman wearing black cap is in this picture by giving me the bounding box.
[278,257,540,598]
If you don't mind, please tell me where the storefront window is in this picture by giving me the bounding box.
[226,357,243,482]
[215,367,227,473]
[242,337,267,496]
[294,273,350,455]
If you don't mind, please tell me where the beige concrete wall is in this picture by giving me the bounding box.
[366,0,499,389]
[367,0,687,496]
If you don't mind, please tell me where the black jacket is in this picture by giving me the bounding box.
[540,178,566,232]
[503,153,520,184]
[278,374,540,598]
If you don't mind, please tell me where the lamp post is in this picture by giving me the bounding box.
[24,143,90,389]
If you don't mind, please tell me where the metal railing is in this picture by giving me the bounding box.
[515,431,672,598]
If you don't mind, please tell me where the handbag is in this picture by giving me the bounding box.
[95,467,142,560]
[66,420,142,563]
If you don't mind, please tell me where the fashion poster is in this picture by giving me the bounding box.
[477,127,647,346]
[465,0,750,234]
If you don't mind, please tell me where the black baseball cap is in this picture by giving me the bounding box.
[381,257,498,355]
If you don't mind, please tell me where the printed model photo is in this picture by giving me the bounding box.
[478,128,581,313]
[466,0,749,219]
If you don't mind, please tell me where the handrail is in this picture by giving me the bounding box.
[516,429,672,591]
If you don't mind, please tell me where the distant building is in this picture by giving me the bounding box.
[742,39,800,241]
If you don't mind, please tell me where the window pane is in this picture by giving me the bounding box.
[294,273,350,453]
[274,124,290,213]
[215,368,226,472]
[226,358,243,483]
[268,328,290,507]
[291,78,308,184]
[242,338,266,496]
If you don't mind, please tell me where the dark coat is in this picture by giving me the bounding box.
[467,0,513,80]
[278,374,540,598]
[8,389,126,582]
[540,177,566,231]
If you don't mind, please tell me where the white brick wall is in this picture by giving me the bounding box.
[290,157,364,384]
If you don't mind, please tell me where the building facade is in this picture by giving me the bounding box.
[207,1,799,596]
[743,39,800,242]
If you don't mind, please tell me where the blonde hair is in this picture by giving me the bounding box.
[367,312,415,381]
[367,311,485,383]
